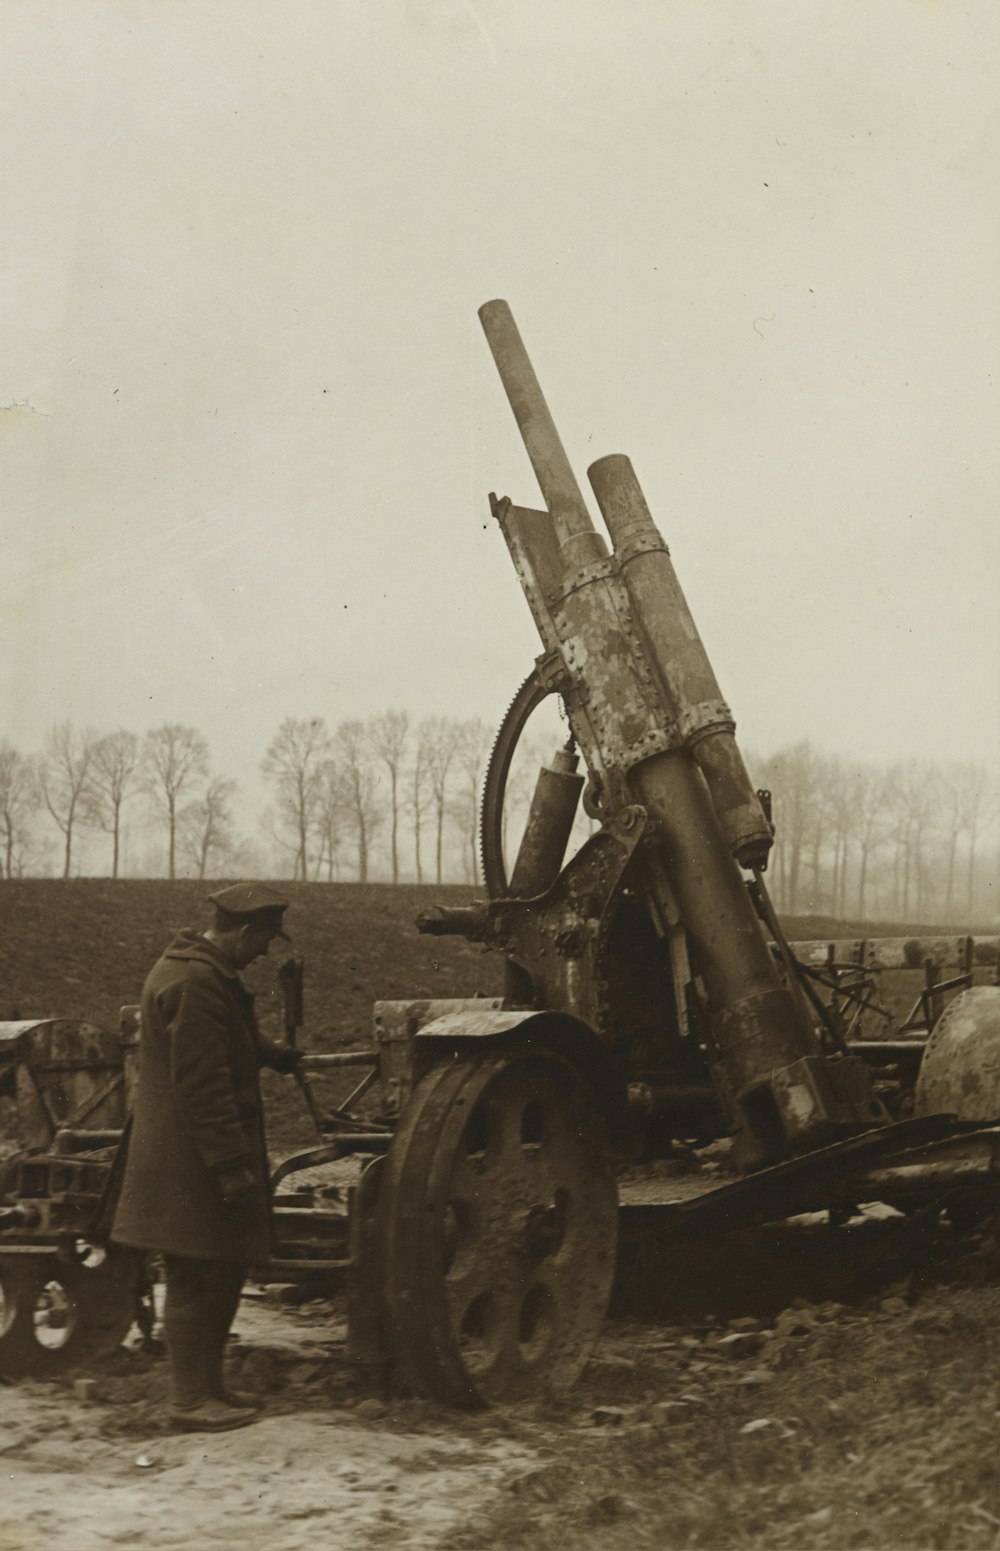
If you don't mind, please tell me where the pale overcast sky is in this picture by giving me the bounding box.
[2,1,998,846]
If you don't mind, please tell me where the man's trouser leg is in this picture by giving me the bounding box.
[163,1254,255,1429]
[203,1260,255,1406]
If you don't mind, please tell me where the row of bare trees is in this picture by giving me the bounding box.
[0,723,235,881]
[752,742,997,923]
[0,712,496,886]
[260,713,493,884]
[1,717,997,922]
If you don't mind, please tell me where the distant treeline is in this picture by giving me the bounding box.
[749,741,997,924]
[0,718,996,924]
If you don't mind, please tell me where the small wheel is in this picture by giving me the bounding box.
[0,1243,142,1378]
[380,1049,618,1406]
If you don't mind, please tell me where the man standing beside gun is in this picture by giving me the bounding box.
[112,883,303,1432]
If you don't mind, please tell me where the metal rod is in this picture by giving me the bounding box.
[478,299,605,560]
[298,1051,376,1069]
[50,1129,124,1153]
[256,1259,352,1275]
[340,1065,379,1112]
[293,1067,326,1140]
[326,1133,391,1155]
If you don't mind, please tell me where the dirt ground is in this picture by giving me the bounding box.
[3,1211,1000,1551]
[2,883,1000,1549]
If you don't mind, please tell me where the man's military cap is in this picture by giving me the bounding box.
[207,882,290,940]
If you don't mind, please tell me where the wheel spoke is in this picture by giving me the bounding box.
[444,1186,527,1289]
[489,1283,540,1373]
[480,1084,525,1171]
[475,1077,578,1198]
[445,1270,558,1386]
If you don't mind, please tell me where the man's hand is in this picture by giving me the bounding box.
[270,1045,304,1076]
[214,1159,257,1207]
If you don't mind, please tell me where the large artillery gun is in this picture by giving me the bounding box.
[393,299,1000,1398]
[2,303,999,1404]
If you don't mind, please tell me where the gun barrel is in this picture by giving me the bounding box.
[478,300,605,563]
[588,454,772,868]
[478,302,888,1167]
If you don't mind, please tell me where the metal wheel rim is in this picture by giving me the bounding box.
[0,1245,141,1376]
[382,1051,617,1406]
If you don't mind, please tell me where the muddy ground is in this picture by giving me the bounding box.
[3,1225,999,1551]
[2,882,999,1549]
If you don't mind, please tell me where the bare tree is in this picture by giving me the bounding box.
[261,717,331,882]
[419,716,460,885]
[91,729,139,878]
[410,723,432,885]
[886,760,938,920]
[313,757,347,881]
[334,720,383,883]
[954,762,994,922]
[852,763,891,919]
[180,776,239,880]
[40,721,99,878]
[453,718,492,885]
[259,804,302,878]
[369,710,409,885]
[0,742,39,878]
[938,763,965,922]
[141,723,210,880]
[820,756,857,919]
[763,741,819,914]
[791,749,831,915]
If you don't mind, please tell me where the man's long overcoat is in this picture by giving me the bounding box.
[112,930,281,1262]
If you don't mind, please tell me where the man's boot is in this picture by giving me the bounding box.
[170,1397,257,1432]
[164,1259,257,1432]
[205,1264,260,1412]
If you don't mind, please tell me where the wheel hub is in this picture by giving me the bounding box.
[522,1194,568,1261]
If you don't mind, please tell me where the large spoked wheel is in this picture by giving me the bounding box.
[380,1049,618,1407]
[0,1243,143,1378]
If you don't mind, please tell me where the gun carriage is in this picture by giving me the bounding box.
[3,303,999,1403]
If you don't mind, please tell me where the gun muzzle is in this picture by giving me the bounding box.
[478,300,607,570]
